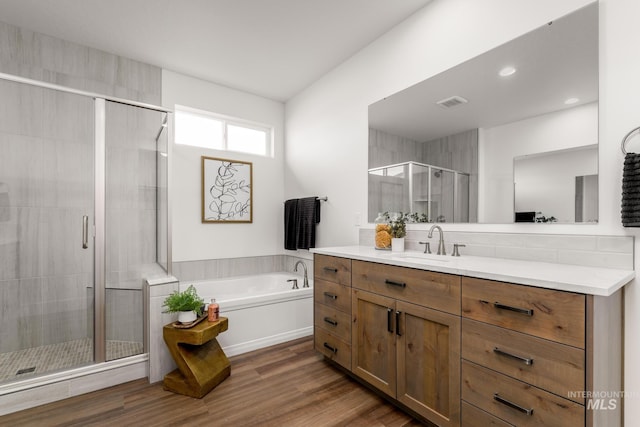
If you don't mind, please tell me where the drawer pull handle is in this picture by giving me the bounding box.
[323,267,338,273]
[385,279,406,288]
[493,302,534,316]
[323,292,338,299]
[493,347,534,366]
[323,342,338,354]
[395,311,402,336]
[493,393,534,416]
[387,308,394,333]
[323,317,338,326]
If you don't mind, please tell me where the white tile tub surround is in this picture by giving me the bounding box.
[359,228,634,270]
[146,277,179,384]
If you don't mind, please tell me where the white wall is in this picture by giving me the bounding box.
[285,0,640,421]
[481,102,598,222]
[514,146,598,222]
[162,70,285,261]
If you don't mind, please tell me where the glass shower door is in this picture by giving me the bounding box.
[0,79,95,382]
[104,101,166,361]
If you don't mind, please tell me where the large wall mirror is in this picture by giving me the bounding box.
[368,2,598,224]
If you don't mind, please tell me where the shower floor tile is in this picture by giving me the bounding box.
[0,339,143,384]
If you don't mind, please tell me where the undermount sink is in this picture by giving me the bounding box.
[392,252,451,263]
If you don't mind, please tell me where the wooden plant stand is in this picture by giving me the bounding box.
[162,317,230,398]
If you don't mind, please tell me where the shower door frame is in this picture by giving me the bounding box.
[0,72,173,365]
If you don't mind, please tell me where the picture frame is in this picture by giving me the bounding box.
[202,156,253,223]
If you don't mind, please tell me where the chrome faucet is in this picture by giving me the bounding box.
[428,225,446,255]
[294,260,309,288]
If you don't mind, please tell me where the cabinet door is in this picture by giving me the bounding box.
[352,289,396,397]
[396,300,460,427]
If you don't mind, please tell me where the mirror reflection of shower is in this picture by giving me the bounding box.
[368,161,471,223]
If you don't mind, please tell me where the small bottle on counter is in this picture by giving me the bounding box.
[208,298,219,321]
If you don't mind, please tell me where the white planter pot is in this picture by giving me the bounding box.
[178,310,197,323]
[391,237,405,252]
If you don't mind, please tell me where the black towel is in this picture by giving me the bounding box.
[284,199,298,250]
[296,197,321,250]
[284,197,321,250]
[622,153,640,226]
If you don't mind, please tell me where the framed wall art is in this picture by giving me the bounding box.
[202,156,253,223]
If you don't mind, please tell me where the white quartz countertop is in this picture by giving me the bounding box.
[311,246,635,296]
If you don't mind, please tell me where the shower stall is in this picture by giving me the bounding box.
[0,74,171,385]
[368,161,470,223]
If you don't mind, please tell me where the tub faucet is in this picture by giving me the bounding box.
[294,260,309,288]
[428,225,446,255]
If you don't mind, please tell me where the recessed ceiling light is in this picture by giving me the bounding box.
[564,97,579,105]
[499,66,517,77]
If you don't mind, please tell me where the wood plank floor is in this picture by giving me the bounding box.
[0,337,425,426]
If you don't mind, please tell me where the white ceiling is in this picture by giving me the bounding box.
[0,0,432,101]
[369,3,598,143]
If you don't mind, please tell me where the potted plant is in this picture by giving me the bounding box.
[389,213,407,252]
[162,285,204,324]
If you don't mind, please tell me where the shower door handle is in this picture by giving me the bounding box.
[82,215,89,249]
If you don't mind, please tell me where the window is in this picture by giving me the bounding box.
[175,106,273,157]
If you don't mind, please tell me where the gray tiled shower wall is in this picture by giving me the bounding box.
[360,228,634,270]
[0,20,162,353]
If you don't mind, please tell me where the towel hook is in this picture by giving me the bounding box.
[621,126,640,155]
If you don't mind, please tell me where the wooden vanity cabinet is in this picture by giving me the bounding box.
[313,253,623,427]
[460,276,621,427]
[351,260,461,427]
[313,254,352,369]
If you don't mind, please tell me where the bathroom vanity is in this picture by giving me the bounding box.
[312,247,634,427]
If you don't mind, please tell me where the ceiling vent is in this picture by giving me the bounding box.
[436,95,468,109]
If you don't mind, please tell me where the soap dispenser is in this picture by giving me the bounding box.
[208,298,219,322]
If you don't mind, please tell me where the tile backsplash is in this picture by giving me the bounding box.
[359,228,634,270]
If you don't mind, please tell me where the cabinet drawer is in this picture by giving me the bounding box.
[352,260,461,315]
[462,318,584,403]
[314,302,351,342]
[461,277,585,348]
[461,401,514,427]
[315,327,351,370]
[462,360,584,427]
[314,279,351,313]
[314,254,352,286]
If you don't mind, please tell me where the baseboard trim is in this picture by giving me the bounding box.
[222,327,313,357]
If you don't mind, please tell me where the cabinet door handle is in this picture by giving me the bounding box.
[323,292,338,299]
[385,279,406,288]
[493,302,534,316]
[493,393,534,416]
[323,317,338,326]
[387,308,394,333]
[323,267,338,273]
[395,311,402,336]
[493,347,534,366]
[323,342,338,354]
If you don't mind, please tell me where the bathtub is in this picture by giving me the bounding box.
[182,273,313,357]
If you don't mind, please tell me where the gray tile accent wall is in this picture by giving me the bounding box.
[0,21,161,104]
[171,254,314,283]
[359,228,634,270]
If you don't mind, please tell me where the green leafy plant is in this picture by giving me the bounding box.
[389,215,406,238]
[382,212,406,238]
[162,285,204,315]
